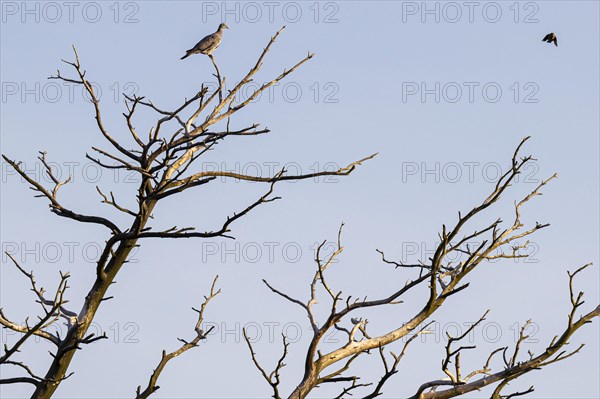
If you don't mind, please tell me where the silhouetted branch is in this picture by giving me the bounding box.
[2,154,121,234]
[135,276,220,399]
[264,139,600,399]
[408,266,599,399]
[5,28,371,397]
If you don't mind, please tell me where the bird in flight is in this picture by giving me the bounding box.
[181,23,229,60]
[542,32,558,47]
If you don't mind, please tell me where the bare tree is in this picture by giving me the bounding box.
[0,27,374,398]
[245,137,599,399]
[1,28,597,399]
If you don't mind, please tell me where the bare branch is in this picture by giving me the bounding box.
[408,266,599,399]
[244,331,290,399]
[135,276,220,399]
[49,46,141,162]
[2,155,121,234]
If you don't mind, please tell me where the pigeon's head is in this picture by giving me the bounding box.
[219,23,230,30]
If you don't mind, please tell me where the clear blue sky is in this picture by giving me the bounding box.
[1,1,599,398]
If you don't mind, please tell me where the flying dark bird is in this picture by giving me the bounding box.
[542,32,558,47]
[181,23,229,60]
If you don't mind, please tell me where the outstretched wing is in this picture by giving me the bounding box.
[553,37,558,47]
[542,33,551,42]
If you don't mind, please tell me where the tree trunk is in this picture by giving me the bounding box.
[32,208,154,398]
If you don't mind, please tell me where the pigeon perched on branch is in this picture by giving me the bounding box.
[181,23,229,60]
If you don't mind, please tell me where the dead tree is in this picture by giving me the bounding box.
[0,27,374,398]
[245,137,599,399]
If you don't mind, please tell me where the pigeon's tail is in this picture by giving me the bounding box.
[181,52,190,60]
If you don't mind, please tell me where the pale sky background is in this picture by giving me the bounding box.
[1,1,599,398]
